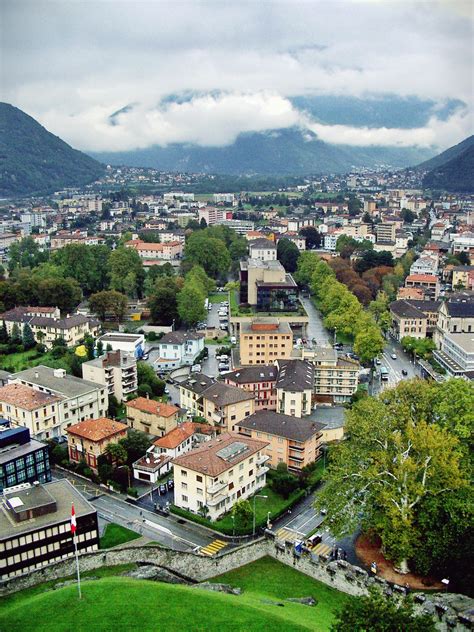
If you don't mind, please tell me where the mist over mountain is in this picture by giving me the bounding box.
[421,136,474,193]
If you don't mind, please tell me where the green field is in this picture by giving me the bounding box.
[1,557,349,631]
[208,292,227,304]
[99,523,142,549]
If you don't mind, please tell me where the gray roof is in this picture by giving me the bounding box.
[249,238,277,250]
[225,365,278,384]
[0,479,96,540]
[390,300,427,319]
[202,382,254,406]
[29,314,99,330]
[180,373,215,395]
[239,410,324,442]
[0,437,47,465]
[445,294,474,318]
[160,331,204,345]
[12,365,102,397]
[308,406,346,429]
[405,299,441,313]
[99,333,143,342]
[276,360,314,391]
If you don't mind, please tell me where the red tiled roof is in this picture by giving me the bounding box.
[125,397,179,417]
[0,383,62,410]
[154,422,213,449]
[67,417,127,441]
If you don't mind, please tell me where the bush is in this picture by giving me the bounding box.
[147,331,157,341]
[138,384,153,397]
[127,487,138,498]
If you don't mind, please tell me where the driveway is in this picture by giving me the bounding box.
[299,296,330,346]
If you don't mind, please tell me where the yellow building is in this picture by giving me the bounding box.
[0,383,62,442]
[172,432,269,521]
[67,417,128,472]
[240,318,293,365]
[275,359,314,417]
[238,410,324,474]
[125,397,180,437]
[202,382,254,432]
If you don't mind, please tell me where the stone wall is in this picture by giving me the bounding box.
[2,538,472,631]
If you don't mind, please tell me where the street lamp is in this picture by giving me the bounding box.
[231,514,235,537]
[253,494,268,536]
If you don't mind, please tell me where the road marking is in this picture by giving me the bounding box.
[275,527,303,543]
[312,542,332,556]
[200,539,227,556]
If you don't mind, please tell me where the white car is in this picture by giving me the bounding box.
[230,336,237,345]
[191,364,201,372]
[391,353,397,360]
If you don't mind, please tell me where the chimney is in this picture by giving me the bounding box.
[34,371,39,379]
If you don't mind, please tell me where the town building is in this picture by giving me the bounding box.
[179,373,215,417]
[238,410,324,473]
[375,222,396,244]
[0,424,51,492]
[97,332,145,358]
[248,238,277,261]
[133,422,215,483]
[125,397,180,437]
[197,207,233,225]
[275,360,314,417]
[435,293,474,348]
[67,417,128,472]
[9,366,109,438]
[302,347,359,404]
[172,432,269,521]
[405,274,440,299]
[0,480,98,580]
[202,382,255,432]
[125,239,183,263]
[409,255,439,276]
[401,299,441,336]
[239,319,293,366]
[156,331,205,370]
[81,350,137,402]
[308,406,346,443]
[0,383,63,441]
[452,266,474,289]
[433,333,474,379]
[239,259,298,311]
[224,365,278,411]
[389,300,428,341]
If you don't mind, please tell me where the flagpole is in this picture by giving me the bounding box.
[73,533,82,600]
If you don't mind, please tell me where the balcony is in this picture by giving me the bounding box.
[207,493,226,507]
[256,466,269,475]
[256,454,270,466]
[207,479,227,495]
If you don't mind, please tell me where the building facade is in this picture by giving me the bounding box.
[125,397,180,437]
[82,350,137,402]
[239,319,293,365]
[0,425,51,492]
[224,366,278,412]
[67,417,128,472]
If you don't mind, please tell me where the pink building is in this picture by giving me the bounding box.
[224,365,278,412]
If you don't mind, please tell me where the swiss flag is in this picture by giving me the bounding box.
[71,503,77,535]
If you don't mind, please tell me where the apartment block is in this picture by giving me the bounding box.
[275,360,314,417]
[239,259,298,311]
[179,373,215,417]
[224,365,278,411]
[302,347,359,404]
[239,318,293,366]
[172,433,269,521]
[202,382,254,432]
[125,397,180,437]
[0,424,51,492]
[389,300,428,341]
[238,410,324,473]
[82,350,137,402]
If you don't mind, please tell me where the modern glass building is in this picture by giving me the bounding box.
[0,422,51,492]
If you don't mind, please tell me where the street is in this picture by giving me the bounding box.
[300,296,330,345]
[376,337,421,393]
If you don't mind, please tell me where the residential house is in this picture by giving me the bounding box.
[452,266,474,289]
[156,331,205,370]
[82,350,137,402]
[224,365,278,411]
[302,347,359,404]
[248,238,277,262]
[202,382,255,432]
[133,422,215,483]
[1,480,98,580]
[389,300,427,341]
[9,366,109,437]
[238,410,324,473]
[125,239,183,263]
[409,255,439,276]
[125,397,180,437]
[239,319,293,366]
[67,417,128,472]
[198,207,233,225]
[433,333,474,379]
[0,383,63,441]
[405,274,440,299]
[0,424,51,492]
[275,360,314,417]
[98,332,145,358]
[179,373,215,417]
[172,432,269,521]
[402,300,441,336]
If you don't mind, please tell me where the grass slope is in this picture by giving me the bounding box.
[1,558,349,632]
[99,523,141,549]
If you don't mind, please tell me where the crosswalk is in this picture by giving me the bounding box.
[275,527,301,543]
[199,539,227,556]
[310,542,332,557]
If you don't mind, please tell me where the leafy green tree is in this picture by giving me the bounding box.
[277,238,300,272]
[89,290,128,326]
[108,394,120,417]
[184,232,231,278]
[104,442,127,466]
[231,499,253,530]
[270,463,300,499]
[148,277,181,326]
[11,322,21,344]
[137,361,165,397]
[400,336,436,360]
[294,251,320,287]
[109,247,145,297]
[177,283,206,326]
[8,237,49,272]
[0,321,9,344]
[84,335,95,360]
[120,430,153,466]
[22,323,36,349]
[400,208,416,224]
[299,226,321,249]
[331,588,436,632]
[354,326,385,364]
[315,384,469,573]
[52,244,110,294]
[37,276,82,312]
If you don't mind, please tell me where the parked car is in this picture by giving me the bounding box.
[375,358,382,365]
[230,336,237,344]
[159,484,167,495]
[191,364,201,372]
[402,369,408,376]
[218,362,229,370]
[217,355,229,361]
[167,479,174,490]
[164,388,170,394]
[391,353,397,360]
[141,353,149,360]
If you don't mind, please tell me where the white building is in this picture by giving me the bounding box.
[248,238,277,261]
[98,332,145,358]
[433,333,474,379]
[410,255,439,276]
[82,350,137,402]
[156,331,205,370]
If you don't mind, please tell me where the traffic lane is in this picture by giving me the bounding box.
[285,506,326,536]
[299,296,330,345]
[379,340,420,390]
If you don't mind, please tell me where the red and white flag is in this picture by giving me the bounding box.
[71,503,77,535]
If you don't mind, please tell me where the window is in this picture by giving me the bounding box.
[196,488,203,496]
[181,469,187,477]
[239,463,244,471]
[181,482,187,490]
[239,476,243,483]
[181,495,188,502]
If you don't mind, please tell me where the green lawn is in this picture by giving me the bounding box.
[171,485,305,535]
[99,523,141,549]
[208,292,227,304]
[0,348,80,373]
[1,559,349,631]
[229,290,307,318]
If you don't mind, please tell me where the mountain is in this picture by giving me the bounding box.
[0,103,105,197]
[417,135,474,172]
[92,128,434,175]
[422,138,474,193]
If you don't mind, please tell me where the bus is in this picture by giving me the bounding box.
[380,366,389,381]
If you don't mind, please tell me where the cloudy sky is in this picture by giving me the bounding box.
[1,0,473,153]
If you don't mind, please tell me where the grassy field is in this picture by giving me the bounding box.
[208,292,227,304]
[99,523,141,549]
[1,558,348,632]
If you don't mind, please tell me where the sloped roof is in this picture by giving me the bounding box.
[67,417,127,441]
[125,397,179,417]
[239,410,324,442]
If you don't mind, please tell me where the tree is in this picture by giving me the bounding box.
[277,238,300,272]
[184,232,231,279]
[294,252,320,287]
[137,361,165,397]
[8,237,49,272]
[22,323,36,349]
[37,276,82,312]
[231,499,253,530]
[400,336,436,360]
[177,283,206,326]
[89,290,128,326]
[315,384,469,573]
[299,226,321,249]
[120,430,153,467]
[331,588,436,632]
[84,335,95,360]
[11,322,21,345]
[354,326,385,364]
[400,208,416,224]
[104,442,127,466]
[148,277,181,326]
[347,194,362,217]
[458,251,470,265]
[109,247,145,297]
[108,394,120,418]
[52,244,110,294]
[270,463,299,499]
[0,321,8,344]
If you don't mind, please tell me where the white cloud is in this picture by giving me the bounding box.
[1,0,472,152]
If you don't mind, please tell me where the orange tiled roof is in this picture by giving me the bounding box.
[406,274,439,283]
[125,397,179,417]
[67,417,127,441]
[0,383,62,410]
[154,422,213,449]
